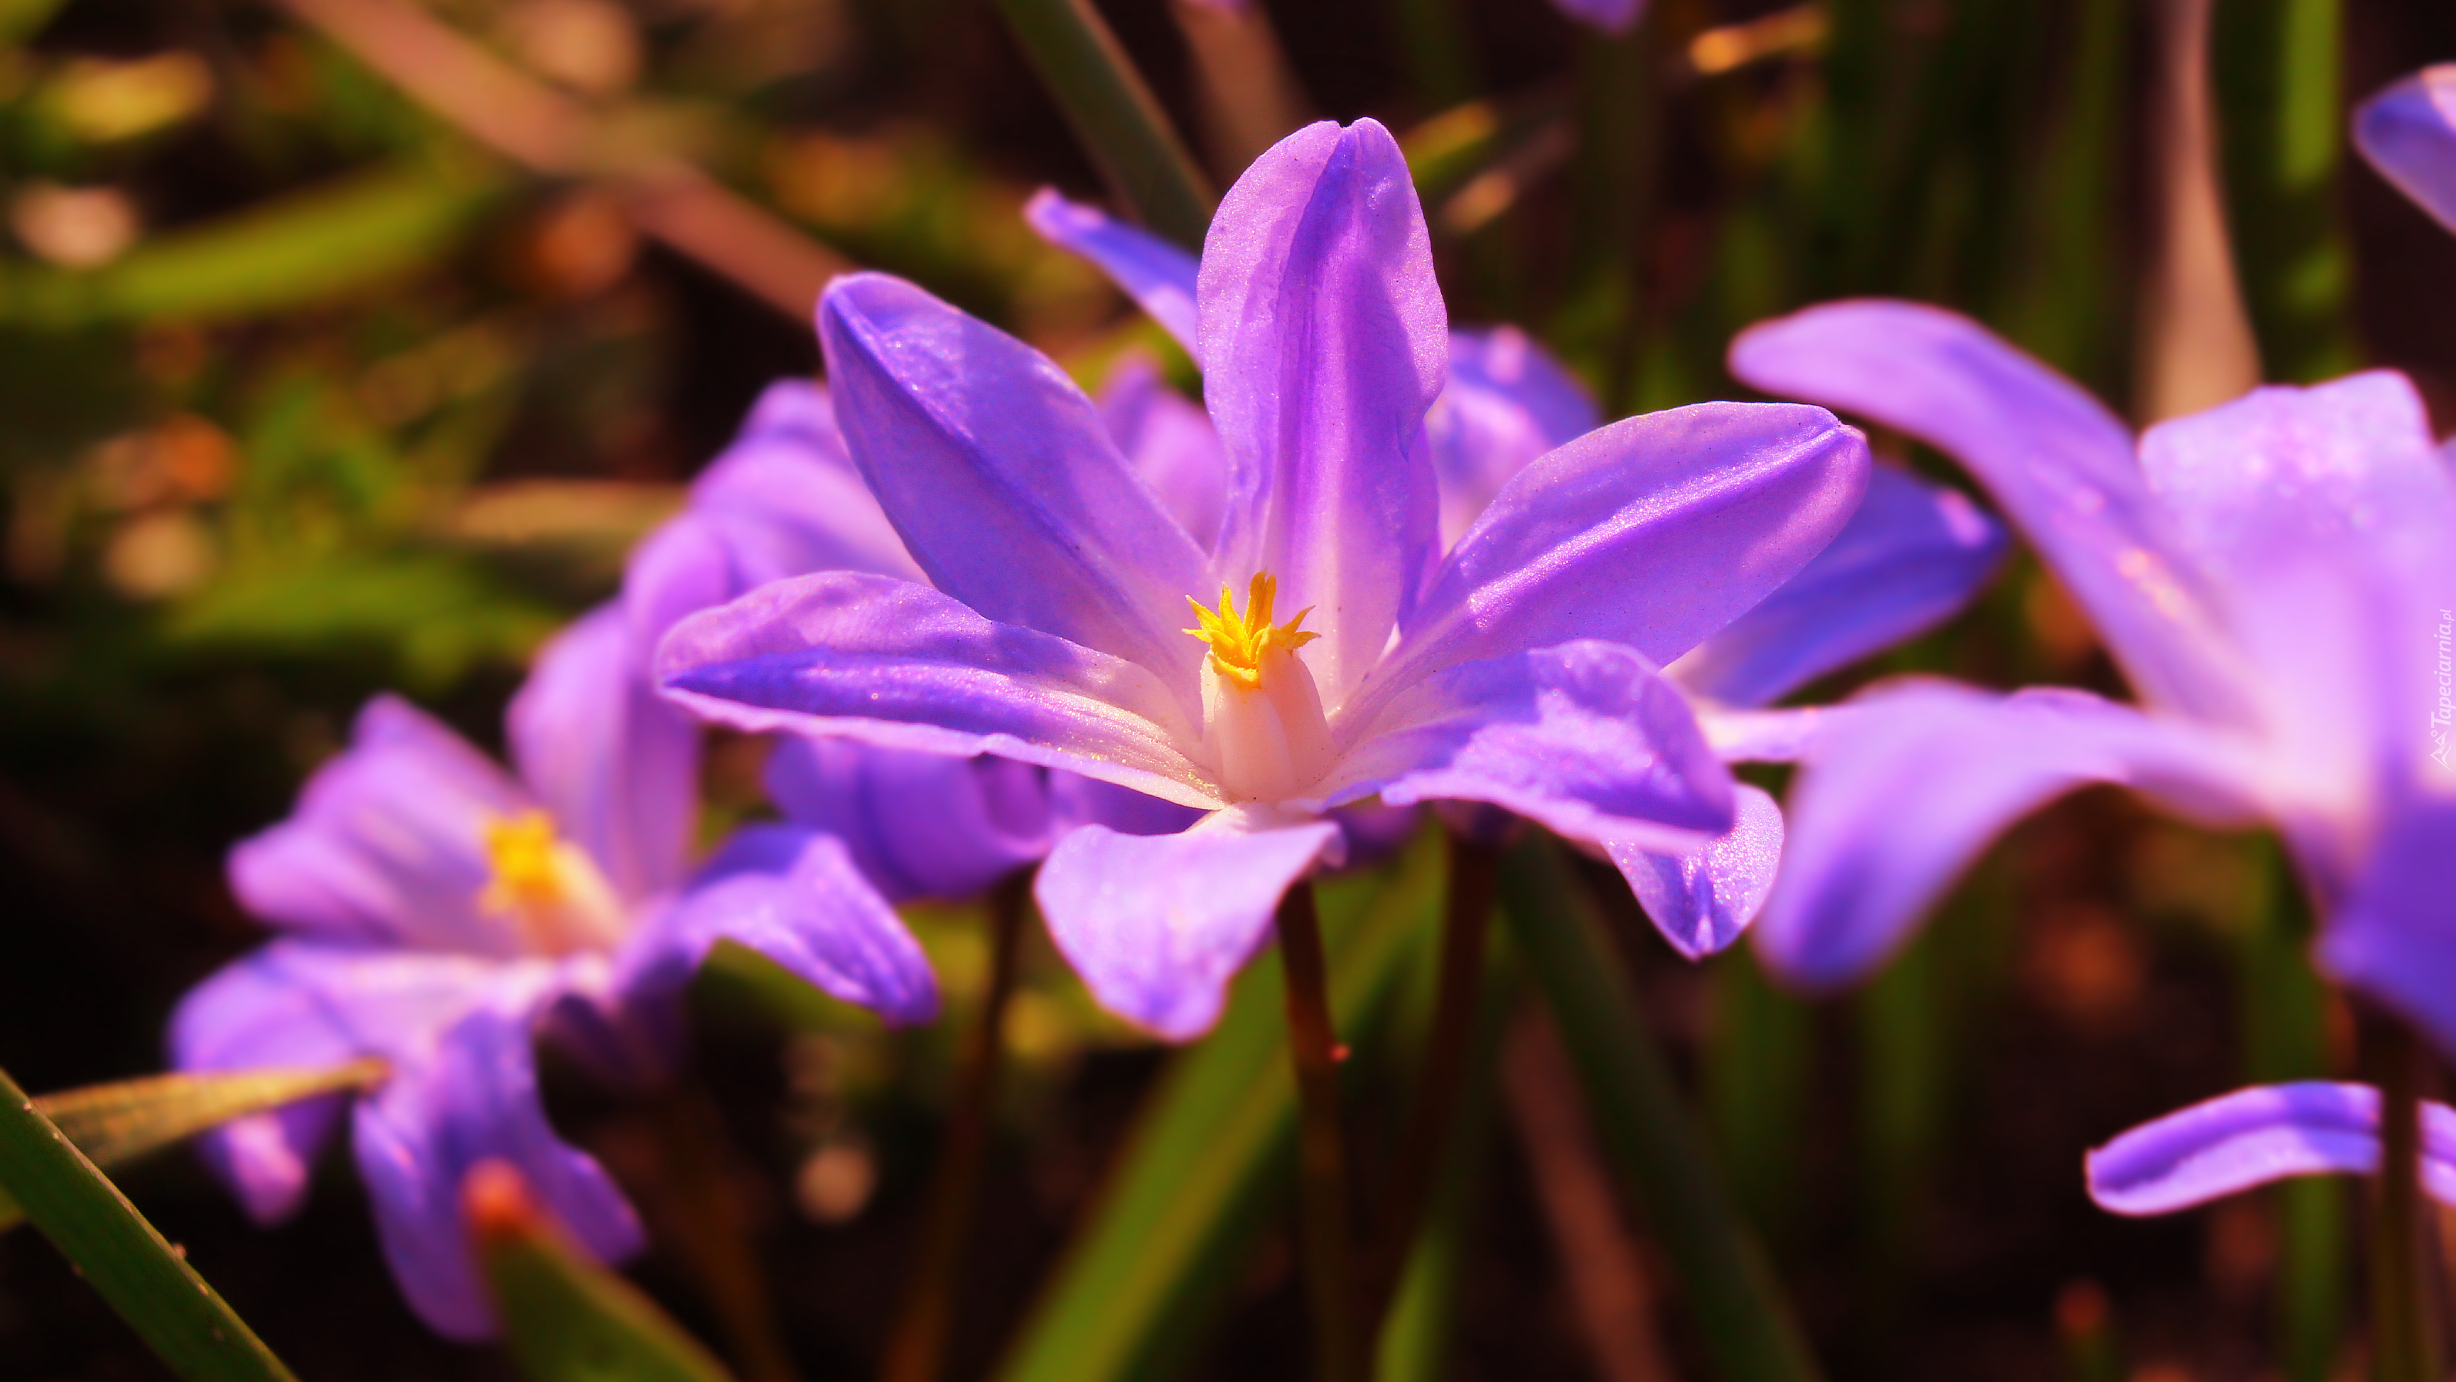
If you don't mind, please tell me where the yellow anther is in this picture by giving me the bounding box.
[483,811,565,907]
[1184,573,1319,690]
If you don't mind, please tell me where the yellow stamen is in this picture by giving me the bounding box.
[1185,573,1319,690]
[483,811,565,908]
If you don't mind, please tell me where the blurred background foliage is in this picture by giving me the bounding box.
[5,0,2456,1378]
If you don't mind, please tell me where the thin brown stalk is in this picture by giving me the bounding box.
[2133,0,2260,423]
[638,1086,804,1382]
[1360,830,1500,1326]
[877,872,1034,1382]
[268,0,849,317]
[1278,880,1365,1382]
[1501,1007,1679,1382]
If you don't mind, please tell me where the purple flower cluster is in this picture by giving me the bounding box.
[176,116,2119,1335]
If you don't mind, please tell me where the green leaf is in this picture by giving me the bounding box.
[1499,837,1824,1382]
[994,828,1448,1382]
[0,159,504,327]
[0,1060,388,1231]
[0,1061,302,1382]
[993,0,1215,251]
[470,1162,741,1382]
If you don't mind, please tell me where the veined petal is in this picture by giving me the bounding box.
[351,1000,642,1340]
[1023,188,1202,358]
[1729,300,2247,724]
[1098,355,1230,550]
[657,571,1220,809]
[508,605,698,906]
[1756,680,2261,989]
[819,273,1210,691]
[618,824,939,1025]
[1036,805,1343,1040]
[1672,465,2008,707]
[168,941,552,1224]
[1364,401,1867,719]
[1607,784,1784,960]
[1428,326,1599,548]
[227,696,536,956]
[1333,640,1735,851]
[2087,1082,2456,1216]
[766,738,1057,902]
[1199,119,1448,707]
[2356,66,2456,235]
[2317,798,2456,1059]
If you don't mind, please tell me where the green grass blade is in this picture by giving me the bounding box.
[0,158,502,327]
[0,1060,388,1231]
[469,1162,741,1382]
[1498,837,1823,1382]
[994,0,1215,251]
[994,830,1447,1382]
[0,1061,301,1382]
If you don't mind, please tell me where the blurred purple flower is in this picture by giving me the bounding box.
[168,390,990,1339]
[1728,302,2456,1055]
[2357,65,2456,234]
[659,118,1875,1037]
[1027,184,2008,960]
[1549,0,1646,34]
[172,668,937,1338]
[2086,1082,2456,1216]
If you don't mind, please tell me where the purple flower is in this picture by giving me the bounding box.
[2357,66,2456,234]
[1027,183,2007,961]
[171,413,948,1337]
[659,119,1876,1038]
[2086,1082,2456,1216]
[1726,302,2456,1054]
[1549,0,1647,34]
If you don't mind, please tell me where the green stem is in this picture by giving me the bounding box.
[2366,1010,2437,1382]
[1360,831,1499,1326]
[1278,880,1365,1382]
[0,1061,300,1382]
[880,871,1033,1382]
[994,0,1217,251]
[1497,836,1823,1382]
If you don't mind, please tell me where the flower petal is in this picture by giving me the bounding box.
[618,824,939,1025]
[1336,639,1736,852]
[1756,680,2260,989]
[1427,326,1599,548]
[657,571,1218,808]
[2138,374,2456,803]
[1549,0,1645,33]
[1199,119,1449,705]
[2356,66,2456,235]
[351,1000,642,1340]
[1023,188,1202,357]
[818,272,1210,690]
[1097,354,1230,550]
[1729,300,2246,723]
[1606,784,1784,960]
[1671,465,2008,707]
[2317,798,2456,1059]
[766,738,1057,901]
[1369,401,1868,715]
[168,941,547,1224]
[508,605,698,905]
[1036,806,1343,1040]
[227,696,535,955]
[2087,1082,2456,1216]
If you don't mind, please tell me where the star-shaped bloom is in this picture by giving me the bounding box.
[1026,180,2008,960]
[658,118,1876,1038]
